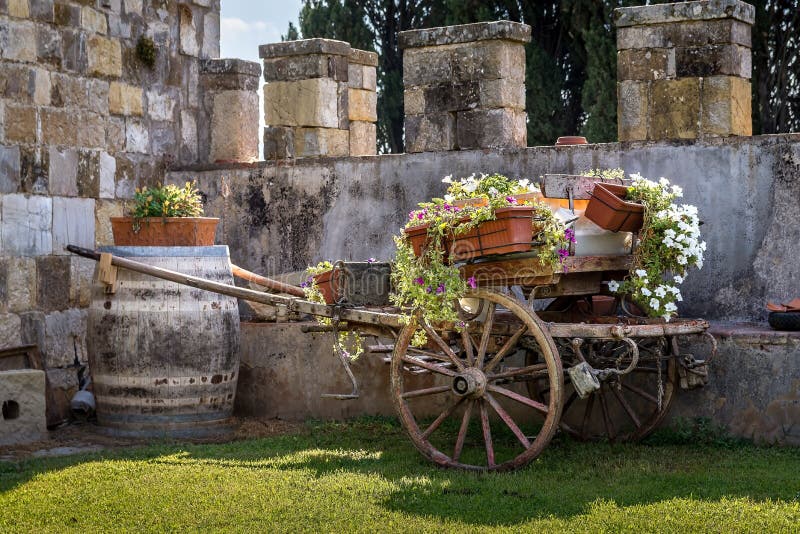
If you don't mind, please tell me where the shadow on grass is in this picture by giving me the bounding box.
[1,416,799,527]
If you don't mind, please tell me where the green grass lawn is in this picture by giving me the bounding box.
[1,417,799,533]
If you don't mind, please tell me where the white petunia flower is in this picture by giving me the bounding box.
[662,313,672,322]
[635,269,647,278]
[659,177,670,187]
[649,298,660,310]
[442,175,453,184]
[677,255,687,265]
[607,280,620,292]
[671,185,683,197]
[674,274,684,284]
[444,194,454,202]
[655,286,667,297]
[641,287,652,296]
[664,229,676,238]
[665,302,678,312]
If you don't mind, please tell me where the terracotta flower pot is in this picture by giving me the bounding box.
[584,183,644,233]
[513,192,543,205]
[555,136,588,146]
[450,206,537,261]
[111,217,219,246]
[313,269,338,304]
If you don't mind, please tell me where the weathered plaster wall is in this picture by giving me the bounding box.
[169,133,800,323]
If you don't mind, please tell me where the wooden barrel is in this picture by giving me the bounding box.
[87,246,240,436]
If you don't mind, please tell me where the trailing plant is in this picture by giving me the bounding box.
[391,174,572,335]
[593,170,705,321]
[302,261,365,361]
[136,36,156,69]
[132,182,204,219]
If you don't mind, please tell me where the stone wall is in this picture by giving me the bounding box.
[0,0,260,426]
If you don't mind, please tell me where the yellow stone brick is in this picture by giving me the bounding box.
[649,78,701,140]
[348,88,377,122]
[4,105,37,144]
[108,82,143,116]
[263,79,339,128]
[701,76,752,137]
[294,127,349,158]
[81,6,108,35]
[88,36,122,77]
[8,0,29,18]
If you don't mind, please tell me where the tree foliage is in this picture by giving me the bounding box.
[288,0,800,152]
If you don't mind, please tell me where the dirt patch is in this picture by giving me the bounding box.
[0,417,306,461]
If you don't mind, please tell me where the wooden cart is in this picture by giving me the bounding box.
[66,178,715,472]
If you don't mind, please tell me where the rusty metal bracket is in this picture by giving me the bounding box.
[320,306,360,400]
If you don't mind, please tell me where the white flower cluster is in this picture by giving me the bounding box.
[630,173,684,198]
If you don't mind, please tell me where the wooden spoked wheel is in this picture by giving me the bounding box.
[528,336,677,442]
[390,289,564,471]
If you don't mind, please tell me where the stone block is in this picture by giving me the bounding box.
[202,11,219,58]
[294,127,349,158]
[40,108,78,147]
[105,116,125,151]
[48,147,79,197]
[89,79,110,115]
[263,126,294,160]
[617,48,675,81]
[19,311,44,351]
[77,150,99,197]
[1,194,52,256]
[452,41,526,83]
[36,23,62,67]
[123,0,141,15]
[456,108,526,149]
[77,111,106,148]
[479,78,525,110]
[0,63,34,103]
[0,370,47,446]
[423,81,480,113]
[8,0,28,18]
[36,256,70,312]
[349,121,376,156]
[125,118,150,153]
[263,54,348,83]
[614,0,755,28]
[98,151,116,198]
[147,89,176,121]
[617,80,649,141]
[363,66,377,92]
[70,256,94,308]
[701,76,752,136]
[179,4,199,56]
[399,20,531,48]
[650,77,701,140]
[210,90,259,163]
[200,58,261,91]
[54,2,80,26]
[347,62,363,88]
[52,197,95,254]
[109,82,143,115]
[675,44,751,79]
[44,309,87,368]
[107,12,131,39]
[404,113,456,153]
[403,47,453,86]
[32,68,51,106]
[149,121,176,157]
[348,88,377,122]
[0,313,23,350]
[94,199,123,246]
[62,29,87,73]
[337,81,349,130]
[45,367,78,426]
[49,72,87,108]
[264,78,339,128]
[404,88,425,116]
[259,38,351,60]
[81,5,108,34]
[617,19,751,51]
[28,0,53,22]
[5,256,36,313]
[4,105,36,144]
[180,110,198,161]
[0,144,20,193]
[87,35,122,77]
[0,19,37,62]
[19,145,48,194]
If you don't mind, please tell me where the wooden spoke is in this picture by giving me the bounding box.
[401,385,452,400]
[400,355,457,377]
[421,398,465,440]
[484,325,528,373]
[485,393,531,449]
[487,363,547,381]
[408,347,452,364]
[580,394,595,441]
[476,302,496,369]
[460,327,475,367]
[479,400,495,468]
[599,387,616,442]
[452,400,474,463]
[487,384,549,416]
[610,384,642,428]
[563,390,579,413]
[621,382,660,404]
[420,322,465,371]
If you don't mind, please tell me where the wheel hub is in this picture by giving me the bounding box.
[452,367,487,398]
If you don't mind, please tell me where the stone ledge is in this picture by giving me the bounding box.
[615,0,755,28]
[399,20,532,49]
[349,48,378,67]
[200,58,262,78]
[259,38,351,59]
[707,321,800,345]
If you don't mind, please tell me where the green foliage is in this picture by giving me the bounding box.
[644,417,749,449]
[135,36,156,69]
[1,418,799,531]
[282,21,300,41]
[131,182,204,219]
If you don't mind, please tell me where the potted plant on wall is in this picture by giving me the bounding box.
[111,182,219,246]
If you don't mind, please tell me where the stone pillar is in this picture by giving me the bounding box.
[348,49,379,156]
[615,0,754,142]
[399,21,531,153]
[199,59,262,164]
[261,39,349,159]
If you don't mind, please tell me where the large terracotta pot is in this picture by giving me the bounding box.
[111,217,219,246]
[312,269,338,304]
[584,183,644,233]
[449,206,537,261]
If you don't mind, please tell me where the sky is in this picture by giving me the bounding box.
[220,0,305,158]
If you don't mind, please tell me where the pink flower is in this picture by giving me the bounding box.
[467,276,477,289]
[436,283,446,294]
[414,277,425,285]
[506,196,517,205]
[564,228,576,243]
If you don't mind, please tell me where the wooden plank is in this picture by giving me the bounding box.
[460,255,632,288]
[542,174,631,200]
